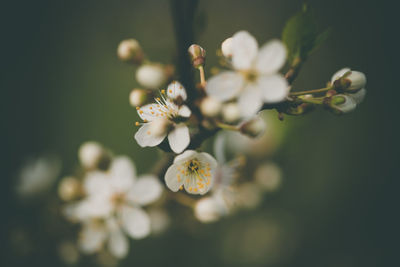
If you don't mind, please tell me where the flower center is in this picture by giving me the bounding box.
[111,192,126,207]
[242,70,258,82]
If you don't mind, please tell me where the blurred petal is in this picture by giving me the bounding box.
[168,123,190,154]
[232,31,258,70]
[255,40,286,74]
[79,222,107,254]
[331,67,351,82]
[178,105,191,118]
[121,206,151,239]
[167,81,187,101]
[206,71,244,101]
[237,84,263,118]
[109,156,136,192]
[127,175,163,206]
[351,88,366,104]
[164,164,184,192]
[107,219,129,259]
[135,123,167,147]
[258,74,289,103]
[83,171,110,196]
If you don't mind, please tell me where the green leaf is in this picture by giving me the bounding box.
[282,5,330,64]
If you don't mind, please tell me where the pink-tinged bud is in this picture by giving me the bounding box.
[331,68,366,92]
[221,37,233,58]
[239,116,266,138]
[117,39,144,64]
[188,44,206,68]
[200,96,222,117]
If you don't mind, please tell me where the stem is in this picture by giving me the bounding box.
[285,57,302,85]
[290,86,332,96]
[198,65,206,88]
[299,97,324,105]
[215,122,239,131]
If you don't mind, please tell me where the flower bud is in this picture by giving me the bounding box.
[117,39,144,64]
[254,163,282,192]
[222,103,240,123]
[148,117,171,137]
[351,88,366,104]
[239,116,266,138]
[188,44,206,68]
[58,176,82,201]
[200,96,222,117]
[136,64,167,89]
[129,88,149,107]
[221,37,233,58]
[78,141,111,170]
[194,197,221,223]
[331,68,366,92]
[328,94,357,114]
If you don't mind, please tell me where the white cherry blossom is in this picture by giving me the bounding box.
[164,150,217,195]
[206,31,289,117]
[134,81,191,154]
[65,156,163,258]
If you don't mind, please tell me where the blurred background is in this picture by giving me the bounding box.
[2,0,398,266]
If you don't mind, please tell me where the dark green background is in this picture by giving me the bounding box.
[2,0,398,266]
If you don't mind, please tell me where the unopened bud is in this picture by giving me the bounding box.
[221,37,233,58]
[129,89,149,107]
[58,176,82,201]
[148,117,171,137]
[78,141,111,170]
[200,96,222,117]
[136,64,167,89]
[332,68,366,92]
[254,163,282,192]
[194,197,221,223]
[188,44,206,68]
[239,116,266,138]
[222,103,240,123]
[328,94,357,114]
[117,39,144,64]
[351,88,366,104]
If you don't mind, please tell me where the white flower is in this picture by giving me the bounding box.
[206,31,289,117]
[136,64,167,89]
[16,155,61,197]
[134,81,191,153]
[67,156,163,258]
[165,150,218,195]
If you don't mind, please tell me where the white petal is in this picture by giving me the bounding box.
[255,40,287,74]
[134,123,167,147]
[164,164,184,192]
[198,152,218,169]
[205,71,244,101]
[258,74,289,103]
[121,206,151,239]
[167,81,187,101]
[331,68,351,82]
[107,224,129,259]
[83,171,111,197]
[137,103,162,122]
[173,150,196,163]
[74,196,114,219]
[168,124,190,154]
[78,222,107,254]
[237,84,264,118]
[183,176,201,195]
[127,175,163,206]
[109,156,136,192]
[178,105,191,118]
[231,31,258,70]
[351,88,366,104]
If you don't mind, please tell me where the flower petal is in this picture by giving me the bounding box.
[232,31,258,70]
[258,74,289,103]
[167,81,187,101]
[78,221,107,254]
[205,71,244,101]
[331,67,351,82]
[121,206,151,239]
[168,123,190,154]
[127,175,163,206]
[83,171,111,197]
[351,88,366,104]
[173,150,196,163]
[237,84,264,118]
[178,105,191,118]
[134,123,167,147]
[137,103,162,122]
[106,218,129,259]
[255,40,287,75]
[164,164,184,192]
[109,156,136,192]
